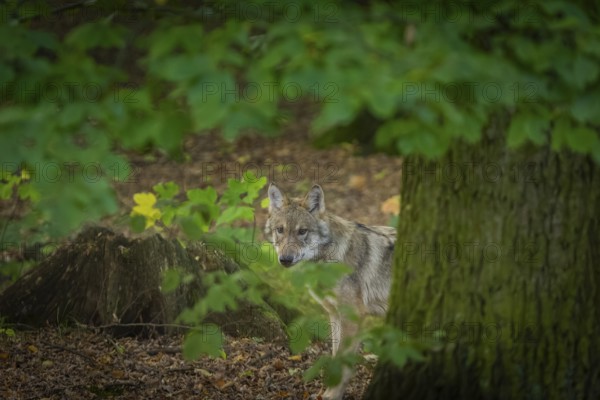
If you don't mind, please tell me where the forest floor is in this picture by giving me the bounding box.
[0,327,378,400]
[1,129,403,400]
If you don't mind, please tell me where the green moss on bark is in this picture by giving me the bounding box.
[366,116,600,399]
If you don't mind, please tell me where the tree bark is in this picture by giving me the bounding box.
[365,115,600,399]
[0,226,286,340]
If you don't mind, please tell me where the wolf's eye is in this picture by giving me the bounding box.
[276,227,284,234]
[298,228,308,235]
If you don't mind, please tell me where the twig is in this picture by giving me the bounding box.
[40,340,99,366]
[73,321,195,333]
[95,322,194,330]
[103,334,128,370]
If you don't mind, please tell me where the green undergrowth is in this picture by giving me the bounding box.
[130,174,428,387]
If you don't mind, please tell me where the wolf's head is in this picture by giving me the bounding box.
[265,183,330,267]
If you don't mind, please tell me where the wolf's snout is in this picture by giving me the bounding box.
[279,255,295,267]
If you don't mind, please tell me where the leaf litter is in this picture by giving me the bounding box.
[0,328,374,399]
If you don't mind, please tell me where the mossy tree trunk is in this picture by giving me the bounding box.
[365,116,600,399]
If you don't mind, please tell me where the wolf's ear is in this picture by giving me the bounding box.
[304,185,325,214]
[268,184,286,212]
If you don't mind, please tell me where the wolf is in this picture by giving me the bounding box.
[265,183,396,399]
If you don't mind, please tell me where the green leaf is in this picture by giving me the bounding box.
[571,92,600,124]
[220,175,267,206]
[180,215,206,239]
[323,357,345,387]
[130,215,146,233]
[220,180,248,207]
[200,279,241,313]
[571,55,599,89]
[161,206,176,227]
[312,96,361,133]
[362,75,398,118]
[216,206,254,225]
[507,110,549,148]
[161,269,181,294]
[154,182,180,200]
[146,25,205,60]
[154,54,212,82]
[241,173,268,203]
[65,22,127,50]
[374,118,403,150]
[567,126,600,154]
[552,116,600,157]
[376,117,449,158]
[188,73,235,131]
[459,109,486,143]
[182,325,224,360]
[288,317,315,355]
[187,187,218,205]
[389,348,408,368]
[303,356,329,381]
[35,175,119,239]
[18,183,40,202]
[260,197,270,209]
[287,262,352,293]
[0,107,28,124]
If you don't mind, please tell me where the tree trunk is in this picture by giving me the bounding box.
[0,227,286,340]
[365,115,600,399]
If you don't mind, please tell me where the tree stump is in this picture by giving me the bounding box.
[0,226,286,340]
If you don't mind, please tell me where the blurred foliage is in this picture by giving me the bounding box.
[131,171,266,246]
[139,175,333,358]
[140,176,428,381]
[1,0,599,242]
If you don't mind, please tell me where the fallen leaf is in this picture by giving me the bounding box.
[348,175,367,190]
[273,359,284,370]
[111,369,126,379]
[381,195,400,215]
[42,360,54,368]
[27,345,38,353]
[239,369,254,377]
[287,354,302,361]
[232,354,245,363]
[213,379,234,390]
[195,368,212,377]
[99,354,112,364]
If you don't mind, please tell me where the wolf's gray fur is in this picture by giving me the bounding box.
[265,183,395,399]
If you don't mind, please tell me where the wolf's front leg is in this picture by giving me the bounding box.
[322,313,360,400]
